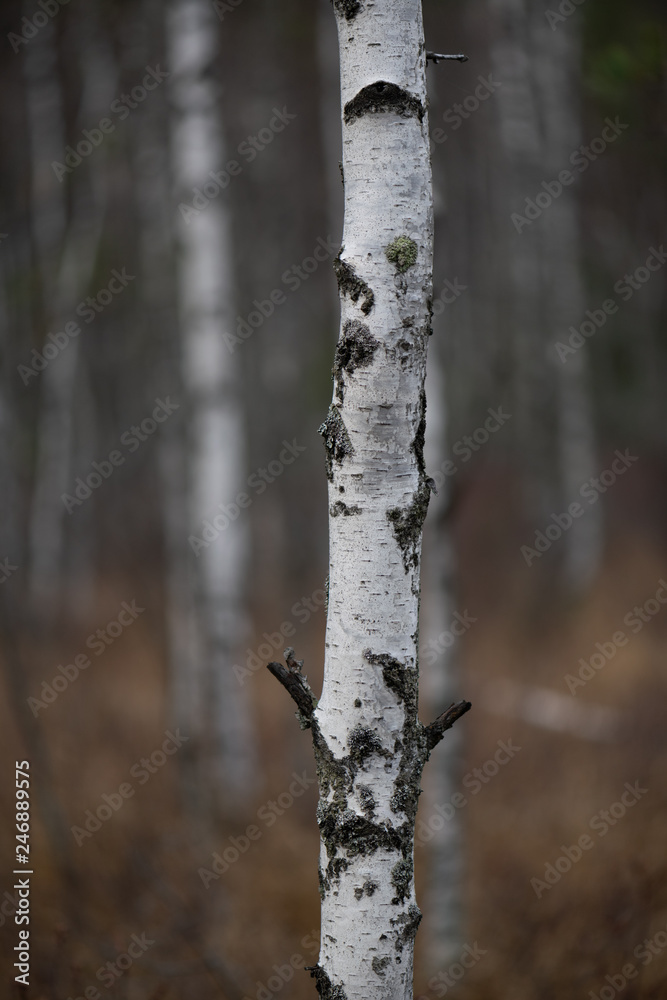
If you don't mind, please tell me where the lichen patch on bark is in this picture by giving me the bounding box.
[333,319,379,401]
[391,858,414,904]
[344,82,424,124]
[391,904,423,953]
[330,500,362,517]
[371,955,391,977]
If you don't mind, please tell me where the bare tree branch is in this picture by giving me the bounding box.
[266,647,317,722]
[424,700,472,751]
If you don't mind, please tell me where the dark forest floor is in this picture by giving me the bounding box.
[1,468,666,1000]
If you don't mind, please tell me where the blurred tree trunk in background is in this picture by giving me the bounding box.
[26,7,109,623]
[533,10,602,591]
[168,0,255,811]
[489,0,561,531]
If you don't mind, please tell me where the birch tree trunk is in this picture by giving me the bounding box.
[168,0,255,804]
[532,13,601,591]
[269,4,469,997]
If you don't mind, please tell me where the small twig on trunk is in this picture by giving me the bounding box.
[267,647,317,724]
[426,51,469,64]
[424,700,472,751]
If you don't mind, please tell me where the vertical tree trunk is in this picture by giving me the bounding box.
[269,5,469,997]
[489,0,559,526]
[168,0,255,804]
[532,13,601,591]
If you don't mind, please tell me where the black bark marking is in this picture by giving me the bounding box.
[319,856,350,898]
[344,81,424,124]
[362,648,425,834]
[318,810,408,860]
[357,783,376,820]
[319,405,354,481]
[386,482,431,573]
[332,0,361,21]
[372,956,391,977]
[330,500,362,517]
[391,858,413,904]
[391,904,422,952]
[307,964,348,1000]
[333,319,379,401]
[333,252,375,315]
[412,388,426,477]
[363,650,415,712]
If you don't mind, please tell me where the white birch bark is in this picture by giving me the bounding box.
[269,5,469,998]
[168,0,255,801]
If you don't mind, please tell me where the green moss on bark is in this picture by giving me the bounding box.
[385,235,418,273]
